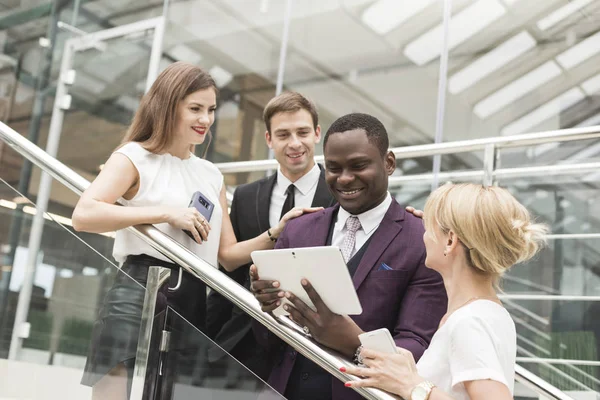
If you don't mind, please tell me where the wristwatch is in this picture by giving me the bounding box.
[410,381,436,400]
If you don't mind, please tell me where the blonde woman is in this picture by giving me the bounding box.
[343,183,547,400]
[73,62,319,399]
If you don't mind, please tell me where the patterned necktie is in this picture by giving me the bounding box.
[340,216,362,262]
[279,184,296,220]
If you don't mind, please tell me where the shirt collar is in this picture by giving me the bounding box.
[276,163,320,196]
[336,192,392,235]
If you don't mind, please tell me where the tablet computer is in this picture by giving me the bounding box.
[251,246,363,317]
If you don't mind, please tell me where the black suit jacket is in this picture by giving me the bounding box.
[206,165,336,354]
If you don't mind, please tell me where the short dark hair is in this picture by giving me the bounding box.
[323,113,389,156]
[263,91,319,134]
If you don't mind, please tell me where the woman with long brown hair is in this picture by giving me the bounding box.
[73,62,318,399]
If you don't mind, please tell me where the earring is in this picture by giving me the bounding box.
[443,252,447,257]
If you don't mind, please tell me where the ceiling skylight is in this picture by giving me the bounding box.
[581,72,600,95]
[537,0,595,31]
[362,0,436,35]
[576,113,600,127]
[404,0,506,66]
[209,65,233,88]
[169,44,203,64]
[555,30,600,70]
[449,31,536,94]
[474,61,562,119]
[501,88,585,135]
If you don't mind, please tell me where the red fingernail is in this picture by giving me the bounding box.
[340,367,346,372]
[345,382,352,387]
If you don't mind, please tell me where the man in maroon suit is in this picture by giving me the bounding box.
[250,113,447,400]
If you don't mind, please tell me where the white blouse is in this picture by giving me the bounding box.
[112,142,223,268]
[416,300,516,400]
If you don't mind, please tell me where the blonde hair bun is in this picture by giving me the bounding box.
[424,183,548,280]
[511,218,548,264]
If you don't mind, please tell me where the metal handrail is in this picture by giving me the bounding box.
[214,126,600,173]
[515,365,576,400]
[0,125,394,400]
[385,161,600,187]
[0,121,576,400]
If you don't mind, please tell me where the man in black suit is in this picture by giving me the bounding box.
[206,91,336,381]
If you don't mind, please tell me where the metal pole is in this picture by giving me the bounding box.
[161,0,170,21]
[7,37,75,360]
[275,0,293,97]
[7,15,165,361]
[130,267,171,400]
[267,0,293,168]
[145,16,166,92]
[482,144,497,187]
[431,0,452,190]
[70,0,82,27]
[0,0,60,355]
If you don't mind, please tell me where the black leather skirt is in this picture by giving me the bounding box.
[80,254,206,390]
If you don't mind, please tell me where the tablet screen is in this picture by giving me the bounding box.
[251,246,363,316]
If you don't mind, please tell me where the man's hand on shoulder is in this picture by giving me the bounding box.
[270,206,324,241]
[405,206,423,219]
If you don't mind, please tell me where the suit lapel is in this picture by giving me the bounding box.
[352,200,404,290]
[311,205,339,246]
[311,164,335,208]
[256,174,277,233]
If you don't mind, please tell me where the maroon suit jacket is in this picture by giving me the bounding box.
[257,199,447,400]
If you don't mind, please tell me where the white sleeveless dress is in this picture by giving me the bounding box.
[112,141,223,268]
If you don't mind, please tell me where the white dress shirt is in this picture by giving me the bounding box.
[331,192,392,260]
[269,163,321,228]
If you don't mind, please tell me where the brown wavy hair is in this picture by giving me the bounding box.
[120,62,218,153]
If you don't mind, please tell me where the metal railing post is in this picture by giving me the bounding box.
[7,37,76,360]
[130,266,172,400]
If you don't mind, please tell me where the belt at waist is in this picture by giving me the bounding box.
[125,254,179,270]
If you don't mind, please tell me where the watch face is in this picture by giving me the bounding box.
[411,386,427,400]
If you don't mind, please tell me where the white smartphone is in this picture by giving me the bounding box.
[358,328,397,354]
